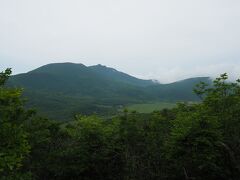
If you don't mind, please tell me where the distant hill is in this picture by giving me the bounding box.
[8,63,211,120]
[146,77,211,101]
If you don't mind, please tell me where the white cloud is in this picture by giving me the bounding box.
[134,62,240,83]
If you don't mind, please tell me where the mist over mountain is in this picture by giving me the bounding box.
[8,63,211,120]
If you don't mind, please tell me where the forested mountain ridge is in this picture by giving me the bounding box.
[8,63,211,120]
[88,64,155,87]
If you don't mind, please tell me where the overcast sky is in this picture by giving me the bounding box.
[1,0,240,83]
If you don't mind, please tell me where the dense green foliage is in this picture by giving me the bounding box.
[0,69,32,179]
[1,68,240,179]
[8,63,211,120]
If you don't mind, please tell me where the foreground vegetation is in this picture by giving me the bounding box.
[1,69,240,179]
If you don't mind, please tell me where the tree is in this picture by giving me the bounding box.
[195,74,240,179]
[166,103,223,179]
[0,69,31,179]
[166,74,240,179]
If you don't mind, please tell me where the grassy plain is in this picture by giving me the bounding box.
[126,102,176,113]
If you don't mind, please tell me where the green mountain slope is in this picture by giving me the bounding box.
[8,63,211,120]
[89,64,154,87]
[146,77,211,101]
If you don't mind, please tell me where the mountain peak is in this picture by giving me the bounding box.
[29,62,87,74]
[96,64,106,67]
[89,64,118,72]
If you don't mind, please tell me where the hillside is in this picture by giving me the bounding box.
[8,63,211,120]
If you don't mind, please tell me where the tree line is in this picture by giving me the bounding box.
[0,69,240,179]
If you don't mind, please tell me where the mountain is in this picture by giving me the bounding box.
[146,77,211,101]
[8,63,211,120]
[11,63,154,95]
[89,64,154,87]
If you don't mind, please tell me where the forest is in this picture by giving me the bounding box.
[1,68,240,180]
